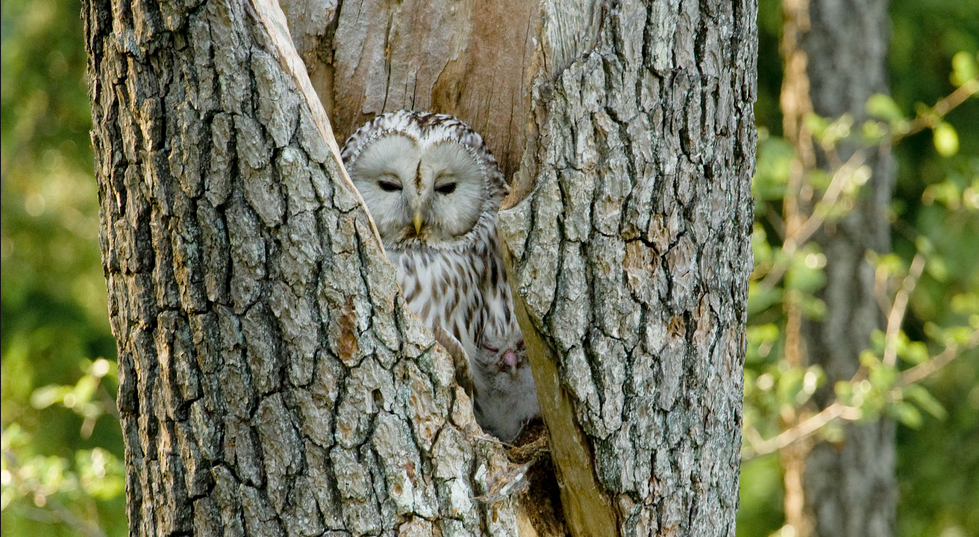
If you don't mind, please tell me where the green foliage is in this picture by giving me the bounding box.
[1,0,125,535]
[741,2,979,536]
[951,51,979,88]
[933,122,960,157]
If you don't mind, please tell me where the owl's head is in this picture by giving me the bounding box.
[341,111,507,250]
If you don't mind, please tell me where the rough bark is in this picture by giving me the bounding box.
[87,0,756,535]
[781,1,897,536]
[499,1,757,535]
[86,1,519,535]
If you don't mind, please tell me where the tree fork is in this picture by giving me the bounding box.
[86,0,757,534]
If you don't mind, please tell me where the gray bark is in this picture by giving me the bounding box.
[86,0,756,535]
[500,1,756,535]
[794,0,897,536]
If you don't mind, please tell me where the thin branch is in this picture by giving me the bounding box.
[790,151,866,248]
[743,402,862,460]
[744,331,978,460]
[882,253,926,367]
[766,203,787,240]
[753,78,978,291]
[873,263,894,316]
[896,329,979,387]
[891,76,979,142]
[757,151,867,288]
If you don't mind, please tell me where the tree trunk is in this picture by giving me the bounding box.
[498,1,757,535]
[86,1,518,535]
[85,0,756,535]
[780,0,897,536]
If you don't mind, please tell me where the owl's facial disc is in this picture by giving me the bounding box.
[346,128,498,248]
[347,133,421,244]
[415,141,488,242]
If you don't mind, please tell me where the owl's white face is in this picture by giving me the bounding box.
[347,132,494,248]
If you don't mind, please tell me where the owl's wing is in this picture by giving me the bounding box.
[433,325,475,395]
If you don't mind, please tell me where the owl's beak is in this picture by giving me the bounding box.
[413,211,423,234]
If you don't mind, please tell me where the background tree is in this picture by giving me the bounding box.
[2,0,125,535]
[740,0,979,537]
[777,0,897,535]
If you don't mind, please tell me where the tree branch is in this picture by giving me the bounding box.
[895,329,979,387]
[891,76,979,142]
[745,331,978,460]
[882,253,926,367]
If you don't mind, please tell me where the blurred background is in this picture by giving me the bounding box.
[1,0,976,536]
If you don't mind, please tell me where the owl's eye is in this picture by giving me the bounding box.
[435,182,457,195]
[378,180,402,192]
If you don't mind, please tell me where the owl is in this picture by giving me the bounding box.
[470,318,539,442]
[341,111,539,441]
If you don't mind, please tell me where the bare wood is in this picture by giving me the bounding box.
[284,0,541,178]
[504,244,618,537]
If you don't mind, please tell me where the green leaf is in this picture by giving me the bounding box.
[914,236,935,256]
[903,384,948,420]
[925,256,949,282]
[869,253,904,279]
[945,325,978,345]
[29,384,69,409]
[950,51,979,88]
[933,122,960,157]
[868,360,898,389]
[777,367,805,404]
[800,366,825,398]
[803,112,830,139]
[819,420,845,444]
[922,179,961,208]
[807,168,833,191]
[76,448,126,500]
[892,402,923,428]
[747,324,780,343]
[950,292,979,315]
[747,282,783,315]
[751,225,773,266]
[752,136,794,200]
[860,348,883,368]
[866,94,906,124]
[785,247,827,293]
[820,114,854,146]
[862,119,888,144]
[902,341,929,365]
[800,295,827,320]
